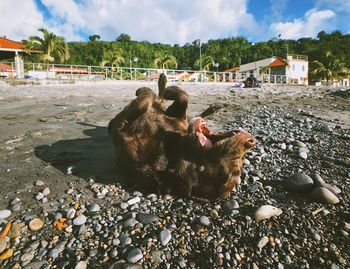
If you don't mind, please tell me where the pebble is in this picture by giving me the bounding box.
[199,216,210,226]
[0,238,7,254]
[74,261,87,269]
[10,202,21,212]
[311,187,339,204]
[292,140,306,148]
[321,183,341,195]
[0,210,11,219]
[284,174,314,192]
[35,180,45,186]
[89,203,100,212]
[298,151,308,159]
[257,236,269,249]
[136,213,159,225]
[73,215,87,226]
[124,218,138,228]
[36,192,44,201]
[67,208,76,219]
[126,248,143,263]
[222,199,239,212]
[312,173,325,185]
[160,229,172,246]
[42,187,50,196]
[254,205,283,221]
[29,218,44,231]
[127,197,141,205]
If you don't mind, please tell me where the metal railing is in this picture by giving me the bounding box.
[0,61,289,84]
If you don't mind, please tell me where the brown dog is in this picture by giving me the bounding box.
[108,74,256,200]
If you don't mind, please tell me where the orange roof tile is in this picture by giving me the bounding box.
[0,63,14,71]
[268,58,288,67]
[0,37,25,50]
[224,67,240,72]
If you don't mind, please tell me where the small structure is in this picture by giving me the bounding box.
[0,63,15,78]
[232,55,309,85]
[0,36,27,78]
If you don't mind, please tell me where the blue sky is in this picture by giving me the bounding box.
[1,0,349,44]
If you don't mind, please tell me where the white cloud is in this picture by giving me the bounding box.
[7,0,259,44]
[316,0,350,12]
[269,9,336,39]
[0,0,44,40]
[269,0,289,21]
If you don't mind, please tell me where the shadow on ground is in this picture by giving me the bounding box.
[35,122,123,185]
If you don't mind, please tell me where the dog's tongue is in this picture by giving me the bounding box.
[198,134,213,149]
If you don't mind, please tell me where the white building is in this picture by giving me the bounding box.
[236,55,309,85]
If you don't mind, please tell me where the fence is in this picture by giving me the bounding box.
[0,61,288,84]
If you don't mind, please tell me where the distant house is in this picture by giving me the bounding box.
[229,55,309,85]
[0,36,27,78]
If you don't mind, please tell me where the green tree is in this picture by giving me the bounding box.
[310,51,347,84]
[89,34,100,42]
[116,33,131,42]
[195,55,215,71]
[100,50,125,68]
[154,54,178,69]
[24,28,69,63]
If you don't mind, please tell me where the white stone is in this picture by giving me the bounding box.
[254,205,282,221]
[0,210,11,219]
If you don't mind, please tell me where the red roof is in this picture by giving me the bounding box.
[224,67,240,72]
[0,37,25,50]
[0,63,14,71]
[268,58,288,68]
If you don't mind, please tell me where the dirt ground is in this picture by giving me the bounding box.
[0,80,349,210]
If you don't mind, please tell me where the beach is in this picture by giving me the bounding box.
[0,80,349,268]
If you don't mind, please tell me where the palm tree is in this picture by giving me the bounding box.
[100,50,125,69]
[24,28,69,63]
[154,54,178,69]
[202,55,215,71]
[311,51,347,85]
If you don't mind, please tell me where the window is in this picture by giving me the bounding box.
[292,64,295,71]
[302,65,305,72]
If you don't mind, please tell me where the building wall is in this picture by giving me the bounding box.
[286,56,308,85]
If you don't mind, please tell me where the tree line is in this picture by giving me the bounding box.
[22,30,350,83]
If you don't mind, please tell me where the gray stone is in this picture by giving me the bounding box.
[160,229,172,246]
[257,236,269,249]
[321,183,341,195]
[66,208,76,219]
[284,174,314,192]
[311,187,339,204]
[199,216,210,226]
[119,234,132,246]
[136,213,159,225]
[292,140,306,148]
[123,218,138,228]
[311,173,325,185]
[298,151,308,160]
[222,199,239,212]
[73,214,87,226]
[89,203,100,212]
[126,248,143,263]
[35,192,44,201]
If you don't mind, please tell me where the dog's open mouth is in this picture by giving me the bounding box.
[192,117,240,149]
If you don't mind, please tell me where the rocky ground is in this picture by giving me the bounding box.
[0,80,349,269]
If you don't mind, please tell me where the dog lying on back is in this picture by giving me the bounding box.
[108,74,256,200]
